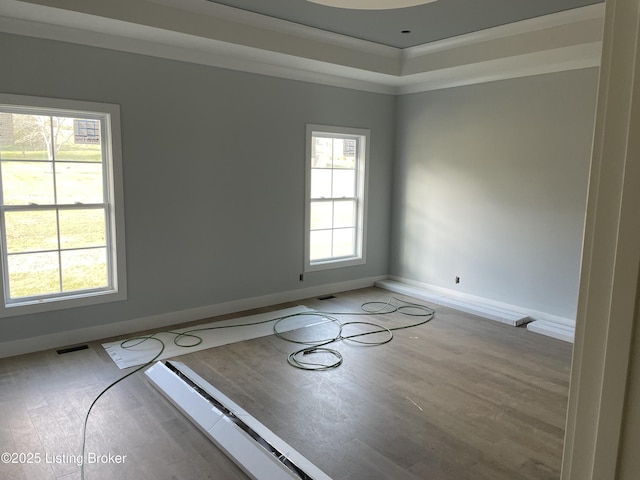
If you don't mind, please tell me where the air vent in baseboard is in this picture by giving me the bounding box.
[145,361,332,480]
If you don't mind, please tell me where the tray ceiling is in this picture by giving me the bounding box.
[208,0,602,48]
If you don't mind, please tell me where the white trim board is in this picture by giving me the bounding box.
[0,275,385,359]
[145,361,332,480]
[527,320,575,343]
[0,1,604,94]
[402,4,604,59]
[376,279,531,326]
[378,278,575,342]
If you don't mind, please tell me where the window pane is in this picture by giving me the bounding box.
[45,116,75,161]
[56,117,102,162]
[0,113,52,160]
[333,200,355,228]
[332,169,355,198]
[333,138,356,169]
[59,209,106,249]
[61,248,108,292]
[55,162,103,204]
[7,252,60,298]
[4,210,58,253]
[310,230,332,261]
[311,169,331,198]
[310,201,333,230]
[333,228,355,257]
[312,137,333,168]
[1,161,55,205]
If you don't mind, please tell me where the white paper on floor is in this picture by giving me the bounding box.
[103,305,322,369]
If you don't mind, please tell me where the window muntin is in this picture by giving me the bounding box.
[305,125,368,271]
[0,95,125,314]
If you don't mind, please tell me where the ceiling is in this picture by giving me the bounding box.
[0,0,604,94]
[207,0,603,48]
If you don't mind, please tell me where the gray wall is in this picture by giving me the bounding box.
[0,31,600,342]
[391,69,599,319]
[0,33,396,342]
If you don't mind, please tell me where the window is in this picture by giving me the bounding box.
[0,94,126,316]
[305,125,369,271]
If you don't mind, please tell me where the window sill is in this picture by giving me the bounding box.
[0,288,126,318]
[304,256,365,272]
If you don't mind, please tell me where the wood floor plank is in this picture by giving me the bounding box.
[0,287,572,480]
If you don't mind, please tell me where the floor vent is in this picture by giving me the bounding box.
[56,345,89,355]
[317,294,336,300]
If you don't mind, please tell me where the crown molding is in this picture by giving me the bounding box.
[0,22,402,96]
[146,0,399,60]
[395,42,602,94]
[0,0,401,75]
[0,0,604,94]
[306,0,437,8]
[403,3,604,58]
[0,14,399,95]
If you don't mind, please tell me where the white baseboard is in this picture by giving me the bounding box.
[0,275,386,359]
[526,320,575,343]
[377,278,576,344]
[377,278,531,326]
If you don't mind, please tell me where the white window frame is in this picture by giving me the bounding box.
[0,93,126,317]
[304,124,369,272]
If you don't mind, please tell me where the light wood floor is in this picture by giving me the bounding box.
[0,287,572,480]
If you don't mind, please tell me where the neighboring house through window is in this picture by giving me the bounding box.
[305,124,369,272]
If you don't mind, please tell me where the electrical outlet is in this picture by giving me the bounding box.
[455,276,460,284]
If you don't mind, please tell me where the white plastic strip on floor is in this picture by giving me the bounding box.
[145,360,332,480]
[103,306,320,369]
